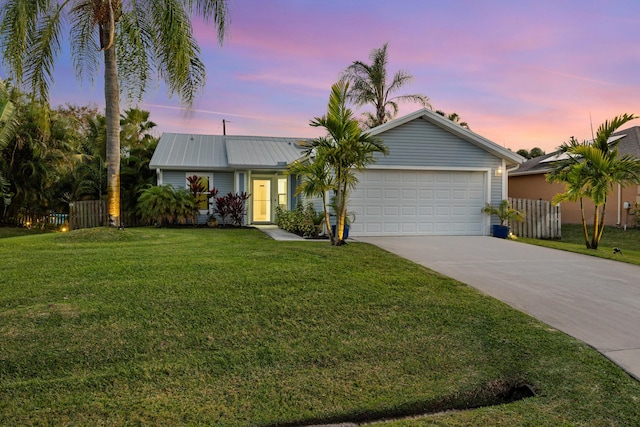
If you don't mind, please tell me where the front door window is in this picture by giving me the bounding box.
[253,179,271,222]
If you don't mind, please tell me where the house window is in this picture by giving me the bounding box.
[277,177,287,209]
[186,173,213,211]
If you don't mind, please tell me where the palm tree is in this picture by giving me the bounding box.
[547,114,640,249]
[120,107,157,148]
[305,81,389,245]
[435,110,470,129]
[287,151,335,243]
[341,43,430,128]
[0,0,229,227]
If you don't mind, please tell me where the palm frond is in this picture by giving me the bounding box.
[24,2,64,102]
[151,0,205,106]
[0,0,49,87]
[186,0,229,44]
[594,113,637,151]
[69,0,100,87]
[115,0,153,102]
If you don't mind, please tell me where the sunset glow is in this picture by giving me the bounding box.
[9,0,640,153]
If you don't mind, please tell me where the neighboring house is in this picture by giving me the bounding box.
[508,126,640,227]
[149,108,522,236]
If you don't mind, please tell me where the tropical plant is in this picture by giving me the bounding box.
[213,191,250,226]
[305,81,388,245]
[435,110,470,129]
[120,107,157,148]
[136,184,195,226]
[120,135,157,222]
[0,173,11,219]
[0,78,17,218]
[287,153,334,239]
[547,114,640,249]
[482,200,525,226]
[341,43,430,128]
[0,0,229,227]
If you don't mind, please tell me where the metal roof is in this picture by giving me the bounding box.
[149,133,308,170]
[225,136,308,168]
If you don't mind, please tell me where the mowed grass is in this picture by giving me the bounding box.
[1,228,639,426]
[519,224,640,266]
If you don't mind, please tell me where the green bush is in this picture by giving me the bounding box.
[275,202,318,237]
[137,185,195,226]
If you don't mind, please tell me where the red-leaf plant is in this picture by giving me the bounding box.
[214,192,251,226]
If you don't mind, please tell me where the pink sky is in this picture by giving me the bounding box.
[12,0,640,153]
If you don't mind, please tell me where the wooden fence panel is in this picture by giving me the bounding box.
[508,197,561,239]
[70,200,108,230]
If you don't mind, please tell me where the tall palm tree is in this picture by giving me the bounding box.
[306,81,388,245]
[341,43,430,128]
[547,114,640,249]
[0,0,229,227]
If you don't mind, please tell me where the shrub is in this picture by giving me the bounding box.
[213,192,250,226]
[275,202,318,238]
[137,185,195,226]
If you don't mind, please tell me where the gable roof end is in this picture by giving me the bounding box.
[367,108,524,165]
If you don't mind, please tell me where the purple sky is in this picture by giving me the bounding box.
[14,0,640,152]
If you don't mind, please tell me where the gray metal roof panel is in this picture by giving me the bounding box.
[150,133,226,169]
[225,136,307,167]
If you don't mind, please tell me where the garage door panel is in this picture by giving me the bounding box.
[384,206,399,215]
[419,189,434,200]
[352,170,487,236]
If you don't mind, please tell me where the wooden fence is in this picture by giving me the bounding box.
[15,211,69,228]
[508,197,561,239]
[69,200,108,230]
[69,200,142,229]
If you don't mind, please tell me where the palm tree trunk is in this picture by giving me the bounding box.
[322,192,334,244]
[597,200,608,244]
[591,206,600,249]
[104,32,120,227]
[580,197,591,249]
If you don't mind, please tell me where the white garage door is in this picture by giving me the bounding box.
[349,170,487,236]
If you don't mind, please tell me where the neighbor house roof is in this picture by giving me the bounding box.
[509,126,640,177]
[367,108,524,166]
[149,133,308,170]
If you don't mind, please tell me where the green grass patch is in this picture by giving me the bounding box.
[520,224,640,266]
[1,227,639,425]
[0,226,51,239]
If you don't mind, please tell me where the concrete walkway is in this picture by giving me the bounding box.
[357,236,640,381]
[254,225,328,242]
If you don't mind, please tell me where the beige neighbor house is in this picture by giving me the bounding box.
[508,126,640,227]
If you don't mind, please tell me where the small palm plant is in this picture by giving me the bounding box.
[482,200,525,226]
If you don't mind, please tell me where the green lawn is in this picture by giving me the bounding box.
[519,224,640,266]
[1,227,639,426]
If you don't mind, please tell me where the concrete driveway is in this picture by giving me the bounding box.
[357,236,640,381]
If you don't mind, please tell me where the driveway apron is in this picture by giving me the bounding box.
[357,236,640,381]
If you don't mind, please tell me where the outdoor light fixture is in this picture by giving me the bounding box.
[495,167,503,177]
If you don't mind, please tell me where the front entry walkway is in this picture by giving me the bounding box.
[357,235,640,381]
